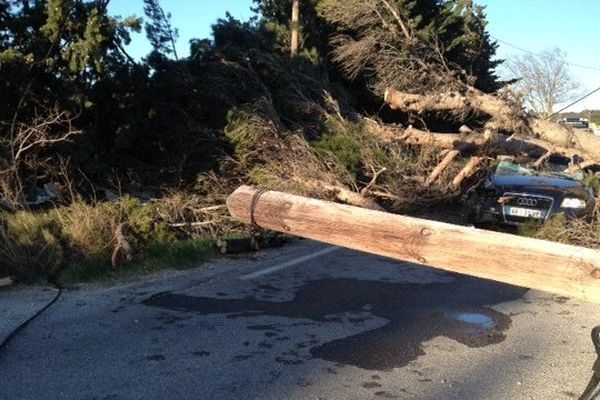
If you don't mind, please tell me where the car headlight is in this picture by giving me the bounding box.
[560,198,587,208]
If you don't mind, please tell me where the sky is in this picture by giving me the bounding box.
[108,0,600,111]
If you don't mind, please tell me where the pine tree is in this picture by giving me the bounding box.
[317,0,502,93]
[143,0,179,60]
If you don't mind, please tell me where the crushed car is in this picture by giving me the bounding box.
[465,161,595,226]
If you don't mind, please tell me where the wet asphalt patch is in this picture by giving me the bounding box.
[143,277,526,370]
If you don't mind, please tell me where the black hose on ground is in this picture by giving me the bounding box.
[0,280,63,357]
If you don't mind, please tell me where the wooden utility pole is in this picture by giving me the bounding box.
[227,186,600,303]
[290,0,300,56]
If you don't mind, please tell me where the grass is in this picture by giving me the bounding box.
[518,212,600,249]
[60,237,219,284]
[0,210,64,282]
[0,197,250,285]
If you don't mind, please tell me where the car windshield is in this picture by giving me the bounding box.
[495,161,583,181]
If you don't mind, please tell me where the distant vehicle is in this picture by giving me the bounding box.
[466,161,595,226]
[558,117,591,131]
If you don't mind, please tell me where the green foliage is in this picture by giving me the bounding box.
[533,214,571,243]
[62,237,218,283]
[583,173,600,196]
[123,197,175,245]
[42,0,71,42]
[0,211,64,282]
[57,200,121,259]
[254,0,328,58]
[0,198,181,283]
[0,47,31,70]
[314,131,361,178]
[212,13,262,60]
[316,0,501,93]
[224,98,281,166]
[64,6,108,73]
[0,0,512,286]
[143,0,178,59]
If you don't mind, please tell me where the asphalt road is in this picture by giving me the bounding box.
[0,240,599,400]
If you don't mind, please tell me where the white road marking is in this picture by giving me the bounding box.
[239,246,340,280]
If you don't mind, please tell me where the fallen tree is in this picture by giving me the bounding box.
[384,88,523,132]
[401,127,488,151]
[384,87,600,166]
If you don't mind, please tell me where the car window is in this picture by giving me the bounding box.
[495,161,583,181]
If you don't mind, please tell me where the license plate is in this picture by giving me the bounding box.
[506,206,544,219]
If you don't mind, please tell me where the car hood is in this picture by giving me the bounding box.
[491,173,591,198]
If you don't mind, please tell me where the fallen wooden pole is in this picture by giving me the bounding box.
[227,185,600,303]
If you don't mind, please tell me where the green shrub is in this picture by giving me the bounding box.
[224,98,280,166]
[314,132,361,177]
[0,211,64,282]
[56,199,120,259]
[517,219,543,238]
[61,238,218,283]
[583,173,600,196]
[534,214,571,244]
[122,197,175,245]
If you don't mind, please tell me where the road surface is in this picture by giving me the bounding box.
[0,240,598,399]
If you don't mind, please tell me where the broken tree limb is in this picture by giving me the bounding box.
[216,237,258,254]
[532,119,600,162]
[400,127,580,163]
[304,180,384,211]
[451,157,484,189]
[327,184,384,211]
[367,189,404,202]
[197,205,227,213]
[532,150,553,169]
[508,134,581,159]
[383,87,517,126]
[227,185,600,303]
[111,222,133,269]
[401,127,487,151]
[565,161,599,174]
[361,167,387,195]
[426,150,459,186]
[384,88,600,165]
[168,220,218,228]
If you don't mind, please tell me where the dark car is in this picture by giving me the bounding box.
[467,161,595,226]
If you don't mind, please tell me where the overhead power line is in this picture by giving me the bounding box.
[491,35,600,72]
[546,85,600,119]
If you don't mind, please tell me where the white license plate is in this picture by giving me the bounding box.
[506,206,544,219]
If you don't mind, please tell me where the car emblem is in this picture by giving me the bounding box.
[517,198,537,207]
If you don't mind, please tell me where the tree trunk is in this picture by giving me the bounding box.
[385,87,600,164]
[532,119,600,161]
[290,0,300,57]
[402,127,487,151]
[384,87,518,126]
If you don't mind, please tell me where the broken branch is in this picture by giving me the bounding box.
[426,150,459,186]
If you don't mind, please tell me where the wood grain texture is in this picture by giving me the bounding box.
[227,185,600,303]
